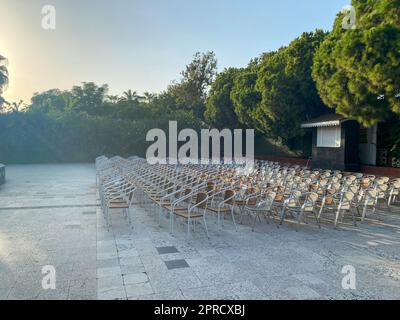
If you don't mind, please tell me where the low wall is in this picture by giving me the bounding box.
[255,155,311,167]
[360,165,400,178]
[0,164,5,185]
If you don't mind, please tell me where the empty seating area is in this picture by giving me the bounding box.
[96,155,400,237]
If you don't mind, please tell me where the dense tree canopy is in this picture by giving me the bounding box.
[1,4,399,165]
[231,66,262,129]
[312,0,400,126]
[204,68,241,129]
[70,82,109,116]
[169,51,217,119]
[254,30,329,145]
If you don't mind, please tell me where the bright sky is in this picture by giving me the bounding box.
[0,0,350,103]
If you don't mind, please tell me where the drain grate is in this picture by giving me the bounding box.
[156,246,179,254]
[164,259,189,270]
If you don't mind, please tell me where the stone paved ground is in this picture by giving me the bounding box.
[0,164,97,299]
[1,164,400,300]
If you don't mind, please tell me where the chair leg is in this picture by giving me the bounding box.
[296,209,304,232]
[158,205,162,226]
[355,206,361,217]
[361,202,368,222]
[272,207,280,229]
[334,208,341,229]
[279,207,286,226]
[231,207,238,232]
[313,209,321,229]
[106,207,111,229]
[317,205,324,222]
[264,210,270,225]
[350,208,357,227]
[251,213,257,232]
[373,198,378,214]
[127,207,132,226]
[388,192,393,207]
[203,215,210,238]
[170,212,175,235]
[385,197,392,212]
[239,207,244,224]
[267,208,275,226]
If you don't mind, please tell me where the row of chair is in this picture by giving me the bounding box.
[95,156,400,237]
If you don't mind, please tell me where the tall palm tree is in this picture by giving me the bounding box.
[0,55,9,108]
[143,91,156,103]
[106,95,120,104]
[119,89,139,103]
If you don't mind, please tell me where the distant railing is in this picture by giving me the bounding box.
[0,164,5,185]
[255,155,310,168]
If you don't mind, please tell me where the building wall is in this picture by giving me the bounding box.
[311,127,345,170]
[343,121,360,171]
[310,121,360,171]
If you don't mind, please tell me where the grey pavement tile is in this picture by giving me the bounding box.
[123,272,149,285]
[217,281,269,300]
[97,275,124,291]
[140,255,165,266]
[185,257,209,267]
[160,253,184,261]
[284,285,322,300]
[131,290,184,300]
[97,266,122,278]
[118,248,139,258]
[148,277,180,294]
[96,258,120,269]
[182,286,216,300]
[97,286,126,300]
[97,245,117,254]
[119,256,142,266]
[165,259,190,270]
[125,282,154,298]
[121,264,146,275]
[97,252,118,260]
[156,246,179,254]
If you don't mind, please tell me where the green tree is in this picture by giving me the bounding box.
[142,91,156,103]
[204,68,240,128]
[231,65,262,129]
[254,30,329,146]
[312,0,400,126]
[106,95,119,104]
[29,89,69,114]
[119,89,142,103]
[70,82,109,116]
[169,51,217,119]
[0,55,9,109]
